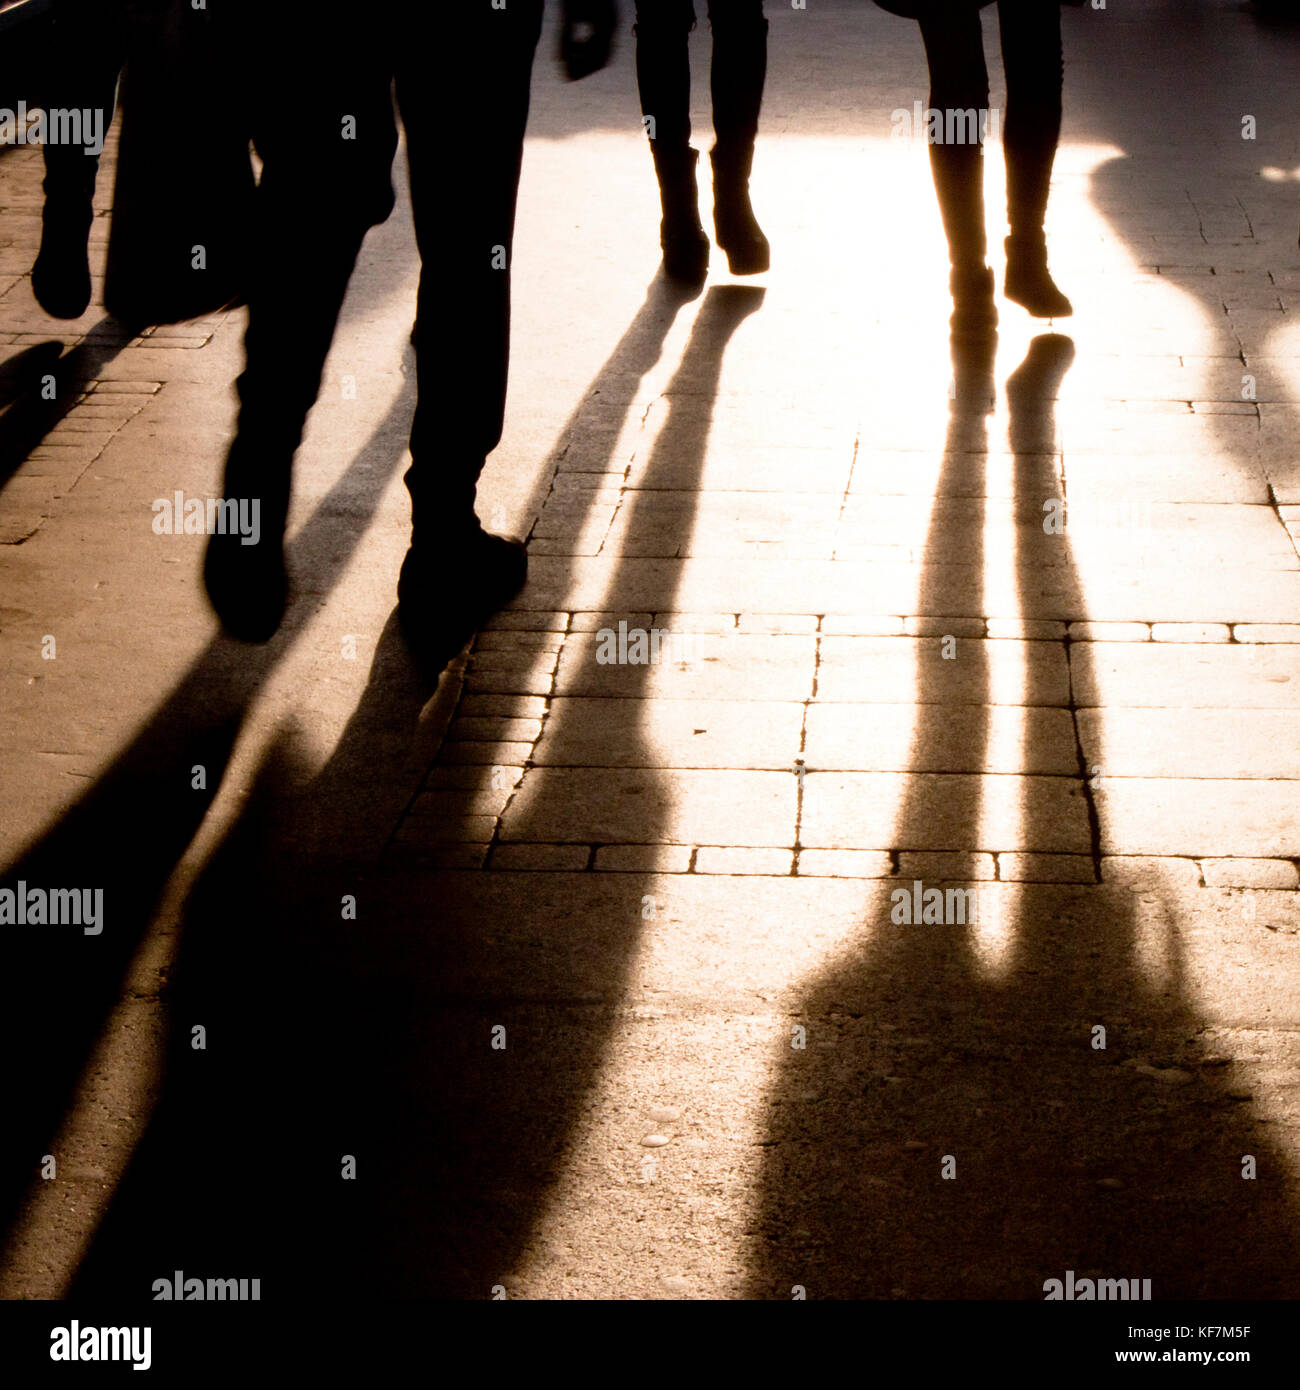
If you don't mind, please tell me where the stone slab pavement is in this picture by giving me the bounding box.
[2,0,1300,1301]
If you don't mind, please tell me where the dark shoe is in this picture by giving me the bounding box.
[31,200,94,320]
[949,264,998,338]
[204,528,288,643]
[1004,233,1072,318]
[651,145,709,285]
[710,144,770,276]
[397,525,528,673]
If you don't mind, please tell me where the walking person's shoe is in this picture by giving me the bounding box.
[1004,232,1072,318]
[396,523,528,674]
[203,526,289,644]
[32,196,95,320]
[650,144,710,284]
[710,144,769,275]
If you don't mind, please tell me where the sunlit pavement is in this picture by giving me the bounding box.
[3,0,1300,1300]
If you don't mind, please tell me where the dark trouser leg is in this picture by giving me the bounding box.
[395,1,543,536]
[33,0,128,317]
[206,23,397,641]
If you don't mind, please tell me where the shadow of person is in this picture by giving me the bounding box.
[65,284,767,1300]
[743,331,1300,1299]
[0,378,417,1261]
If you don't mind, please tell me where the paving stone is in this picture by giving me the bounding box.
[440,741,537,767]
[1100,857,1202,889]
[986,619,1067,640]
[1232,625,1300,643]
[1078,709,1300,779]
[816,637,1070,707]
[490,843,592,871]
[1150,623,1232,643]
[803,703,1078,775]
[795,850,895,878]
[694,847,794,876]
[996,854,1097,884]
[799,772,1091,854]
[533,697,804,770]
[896,852,997,882]
[593,843,693,873]
[447,717,544,744]
[1095,780,1300,858]
[904,616,985,637]
[1199,859,1300,890]
[499,768,796,847]
[1073,643,1300,710]
[1068,622,1150,642]
[552,632,814,701]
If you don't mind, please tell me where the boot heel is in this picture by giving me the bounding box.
[711,145,770,275]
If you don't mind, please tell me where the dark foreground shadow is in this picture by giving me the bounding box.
[66,284,766,1298]
[742,333,1300,1299]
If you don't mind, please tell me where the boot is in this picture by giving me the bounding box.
[397,523,528,674]
[203,524,288,644]
[710,144,769,276]
[949,263,998,339]
[31,192,94,320]
[1004,232,1072,318]
[650,145,709,285]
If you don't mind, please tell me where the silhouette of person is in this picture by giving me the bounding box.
[203,2,617,662]
[633,0,770,283]
[877,0,1081,334]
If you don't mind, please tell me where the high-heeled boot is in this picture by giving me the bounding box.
[1003,231,1072,318]
[650,144,709,284]
[710,143,769,275]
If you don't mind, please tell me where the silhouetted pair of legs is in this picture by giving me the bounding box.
[205,3,543,657]
[917,0,1071,334]
[634,0,770,282]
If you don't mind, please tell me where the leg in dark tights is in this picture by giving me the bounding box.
[997,0,1063,240]
[917,1,995,333]
[996,0,1070,314]
[634,1,710,281]
[917,1,989,274]
[707,0,770,273]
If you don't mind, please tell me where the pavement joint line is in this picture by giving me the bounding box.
[1063,631,1105,885]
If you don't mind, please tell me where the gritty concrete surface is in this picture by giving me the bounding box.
[2,0,1300,1302]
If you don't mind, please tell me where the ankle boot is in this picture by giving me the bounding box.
[1004,233,1072,318]
[32,193,94,320]
[650,145,709,284]
[710,144,769,275]
[949,263,998,338]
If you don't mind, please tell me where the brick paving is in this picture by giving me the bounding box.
[2,0,1300,1301]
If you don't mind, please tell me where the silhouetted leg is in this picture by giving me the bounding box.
[997,0,1072,315]
[393,1,543,661]
[32,0,127,318]
[918,1,996,334]
[205,24,398,642]
[635,0,709,282]
[707,0,770,273]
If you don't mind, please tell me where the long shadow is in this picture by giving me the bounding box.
[0,322,138,492]
[744,332,1300,1298]
[0,371,418,1261]
[63,284,765,1298]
